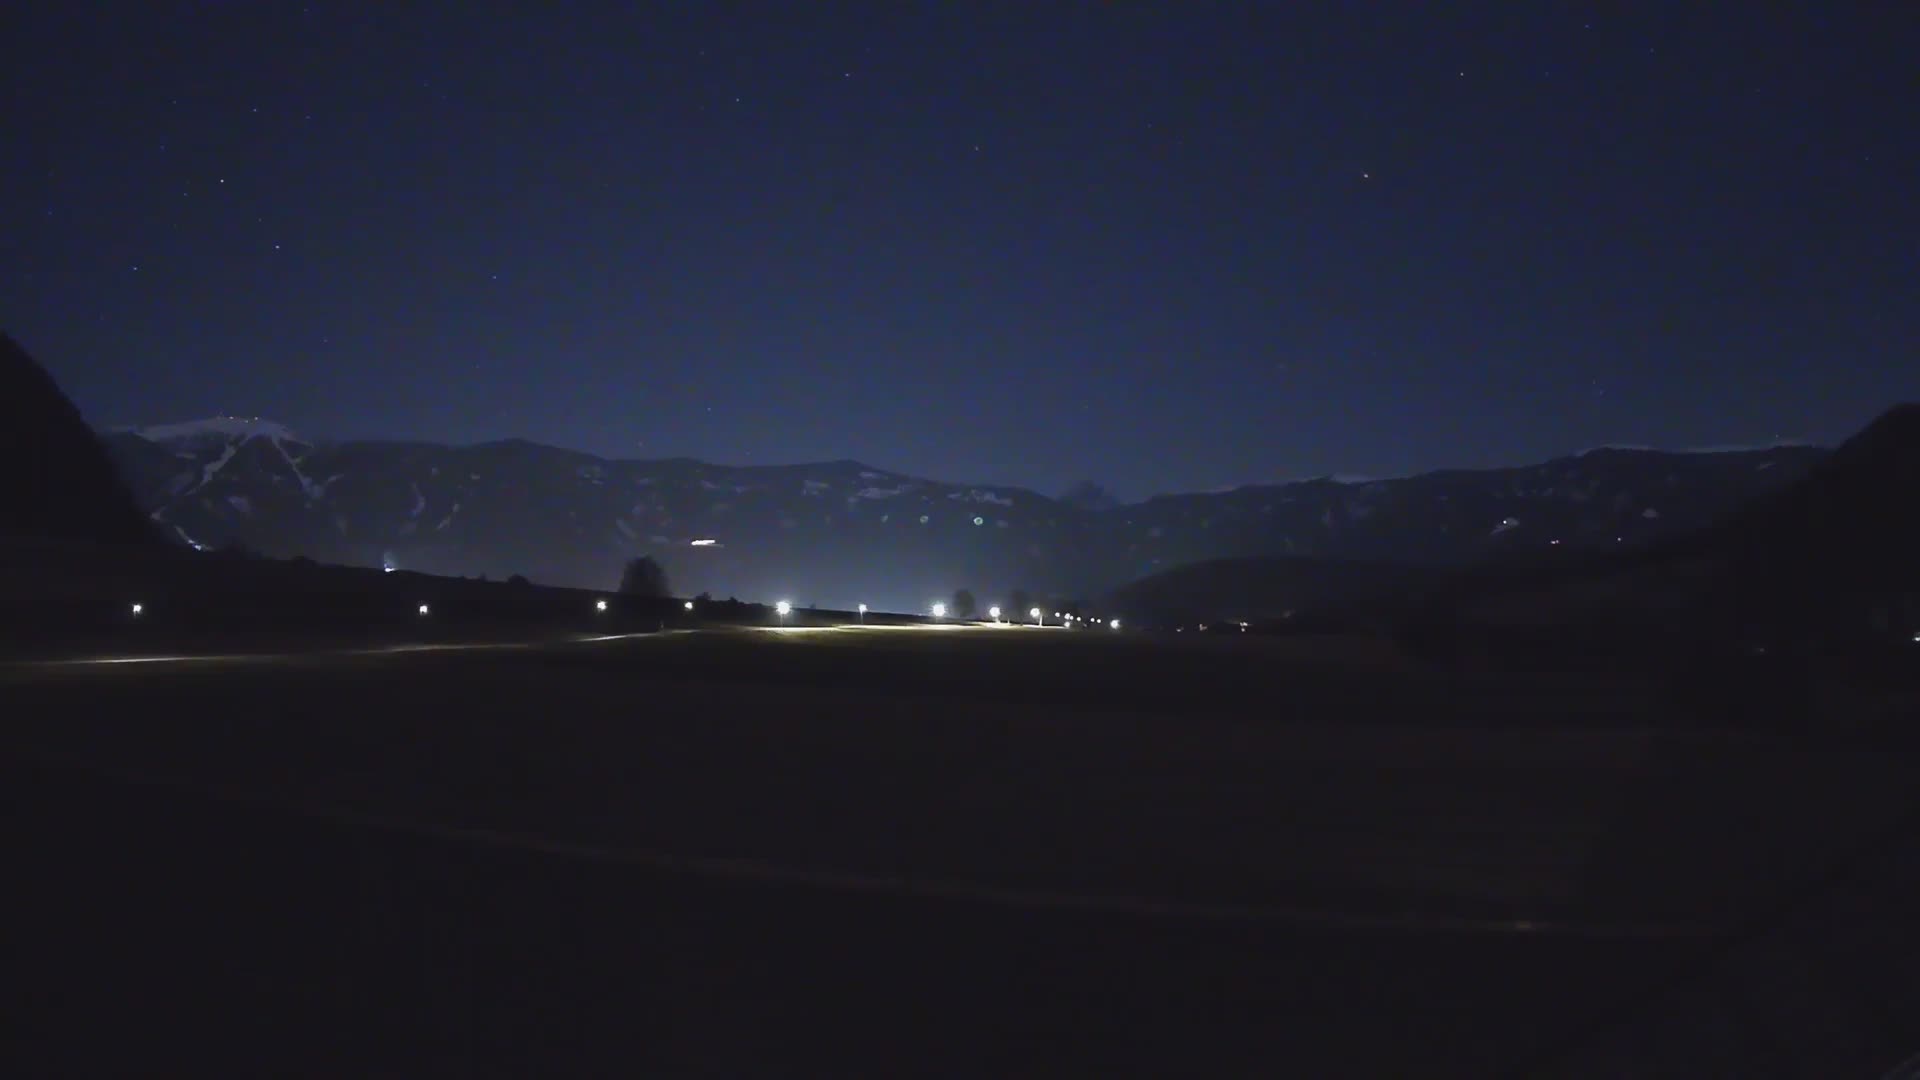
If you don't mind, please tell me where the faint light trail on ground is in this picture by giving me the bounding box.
[14,745,1733,942]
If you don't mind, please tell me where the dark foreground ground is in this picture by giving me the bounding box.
[7,625,1920,1076]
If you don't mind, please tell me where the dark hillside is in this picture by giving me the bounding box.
[0,333,158,547]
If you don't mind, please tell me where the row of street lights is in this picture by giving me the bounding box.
[121,594,1118,634]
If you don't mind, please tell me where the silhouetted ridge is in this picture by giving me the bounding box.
[0,333,158,546]
[1713,402,1920,585]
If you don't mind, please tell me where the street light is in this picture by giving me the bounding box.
[684,600,695,611]
[1030,607,1043,626]
[988,605,1001,621]
[775,600,792,623]
[130,602,143,617]
[857,602,867,623]
[417,603,430,616]
[931,602,947,619]
[1110,618,1121,630]
[595,598,608,612]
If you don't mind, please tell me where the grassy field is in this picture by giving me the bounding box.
[8,624,1919,1075]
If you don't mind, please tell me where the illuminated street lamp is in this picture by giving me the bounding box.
[857,602,867,623]
[931,602,947,619]
[988,605,1001,622]
[417,603,430,616]
[1110,618,1121,630]
[775,599,792,623]
[684,599,695,611]
[130,602,144,617]
[595,598,608,612]
[1030,607,1043,626]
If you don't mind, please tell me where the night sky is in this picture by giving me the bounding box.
[7,4,1915,500]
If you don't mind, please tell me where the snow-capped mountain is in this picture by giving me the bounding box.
[101,416,1829,609]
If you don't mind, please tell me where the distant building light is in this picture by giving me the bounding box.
[596,599,608,612]
[130,602,144,616]
[689,538,717,546]
[417,603,430,616]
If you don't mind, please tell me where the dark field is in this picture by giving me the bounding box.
[8,625,1920,1076]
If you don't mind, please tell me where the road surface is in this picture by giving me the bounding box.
[8,625,1918,1075]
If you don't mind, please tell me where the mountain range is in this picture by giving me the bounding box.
[100,417,1827,611]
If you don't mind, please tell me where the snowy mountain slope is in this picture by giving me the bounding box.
[100,417,1828,608]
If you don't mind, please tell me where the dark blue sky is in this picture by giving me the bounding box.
[7,3,1915,498]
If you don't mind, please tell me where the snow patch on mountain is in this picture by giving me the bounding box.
[950,489,1013,506]
[266,435,323,499]
[193,440,241,493]
[409,481,426,518]
[136,416,301,445]
[855,483,915,500]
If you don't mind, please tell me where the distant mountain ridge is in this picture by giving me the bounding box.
[102,414,1830,608]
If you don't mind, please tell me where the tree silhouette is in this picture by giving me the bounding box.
[951,588,977,619]
[618,555,670,597]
